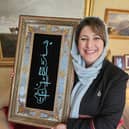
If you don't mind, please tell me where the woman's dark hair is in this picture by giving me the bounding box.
[75,17,106,46]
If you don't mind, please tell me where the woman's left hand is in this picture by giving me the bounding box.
[51,123,66,129]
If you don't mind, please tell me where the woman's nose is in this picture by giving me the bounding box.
[86,39,93,48]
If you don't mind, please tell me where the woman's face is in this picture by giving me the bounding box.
[78,26,104,66]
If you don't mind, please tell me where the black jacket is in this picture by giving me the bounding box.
[67,59,129,129]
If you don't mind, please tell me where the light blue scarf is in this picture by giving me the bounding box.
[70,26,108,118]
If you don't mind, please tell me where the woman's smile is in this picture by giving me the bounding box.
[83,48,98,54]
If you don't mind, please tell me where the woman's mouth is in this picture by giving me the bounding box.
[84,48,97,55]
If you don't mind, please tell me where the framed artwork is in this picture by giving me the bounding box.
[112,56,125,70]
[0,33,17,67]
[125,54,129,70]
[104,8,129,39]
[8,15,80,128]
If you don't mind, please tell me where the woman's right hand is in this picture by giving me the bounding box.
[9,69,15,79]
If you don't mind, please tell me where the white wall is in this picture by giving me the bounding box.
[0,0,84,33]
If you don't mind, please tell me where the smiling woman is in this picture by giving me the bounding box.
[58,16,128,129]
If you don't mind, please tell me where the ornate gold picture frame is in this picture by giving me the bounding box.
[104,8,129,39]
[8,15,80,128]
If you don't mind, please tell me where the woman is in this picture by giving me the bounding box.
[52,17,129,129]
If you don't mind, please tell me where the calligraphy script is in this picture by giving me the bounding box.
[34,40,52,104]
[26,34,61,111]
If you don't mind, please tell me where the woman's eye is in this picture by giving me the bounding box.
[80,38,88,41]
[94,37,101,40]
